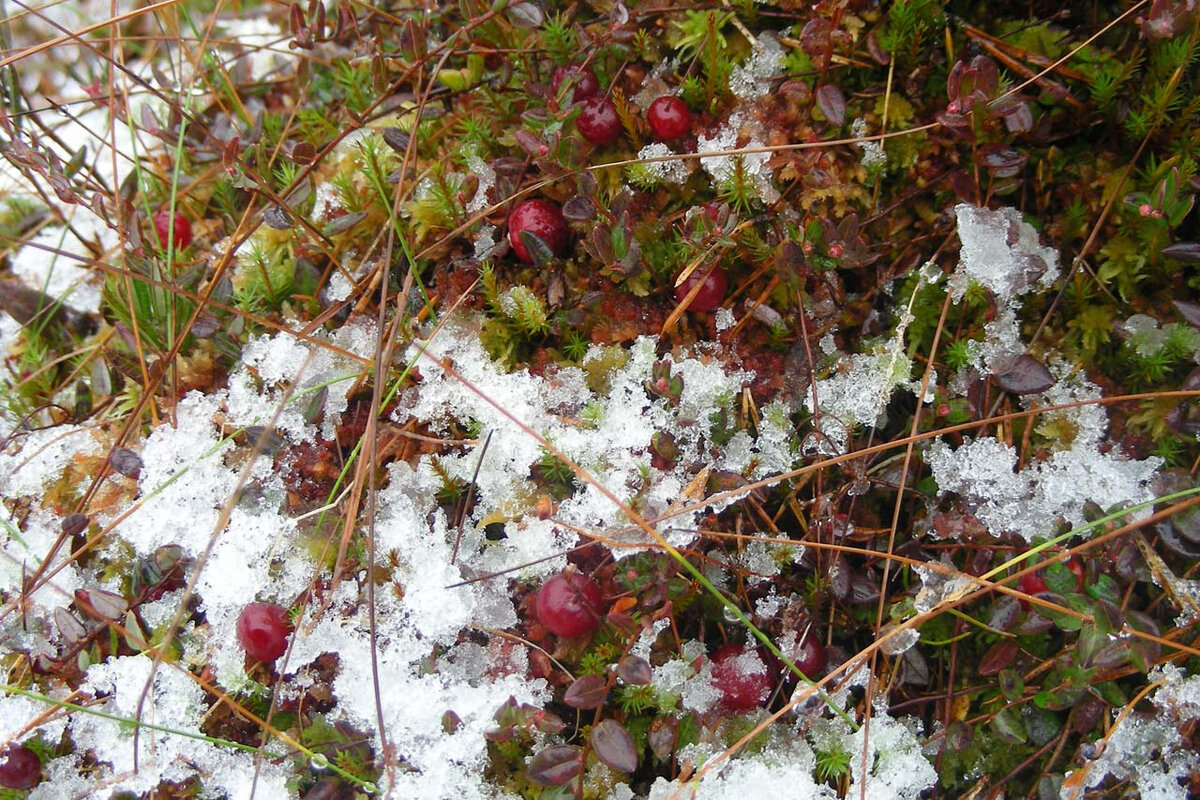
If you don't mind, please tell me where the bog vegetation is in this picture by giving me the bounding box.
[1,0,1199,797]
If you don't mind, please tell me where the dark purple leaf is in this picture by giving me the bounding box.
[519,230,556,266]
[1162,242,1200,263]
[324,210,367,236]
[988,596,1022,631]
[55,607,87,643]
[1173,300,1200,328]
[75,588,127,621]
[992,355,1054,395]
[514,129,545,157]
[617,655,652,685]
[382,128,410,154]
[264,205,292,229]
[562,196,597,221]
[799,18,832,56]
[1002,103,1034,133]
[108,447,143,478]
[61,513,89,537]
[815,84,845,126]
[590,719,638,773]
[609,0,629,27]
[507,2,543,29]
[527,744,582,786]
[975,144,1027,178]
[563,673,608,709]
[866,31,890,65]
[847,570,880,604]
[978,640,1018,676]
[1011,610,1054,636]
[192,314,219,339]
[48,173,78,204]
[647,716,678,760]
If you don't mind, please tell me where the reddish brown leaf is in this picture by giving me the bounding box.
[527,744,582,786]
[563,673,608,710]
[617,655,652,686]
[978,640,1018,676]
[590,719,638,773]
[992,355,1054,395]
[816,84,845,126]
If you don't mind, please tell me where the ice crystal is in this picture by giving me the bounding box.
[952,204,1060,303]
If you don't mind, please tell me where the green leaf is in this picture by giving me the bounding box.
[992,707,1027,743]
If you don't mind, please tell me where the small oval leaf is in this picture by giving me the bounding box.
[1173,299,1200,328]
[507,1,543,29]
[992,355,1054,395]
[323,210,368,237]
[978,640,1018,676]
[590,719,639,774]
[563,673,608,709]
[647,716,678,761]
[527,744,582,786]
[1162,241,1200,263]
[992,706,1027,743]
[815,84,846,126]
[988,596,1022,631]
[108,448,143,478]
[617,655,652,686]
[264,204,293,229]
[562,196,597,221]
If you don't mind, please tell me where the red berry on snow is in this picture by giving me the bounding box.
[0,743,41,790]
[153,209,192,250]
[237,602,293,663]
[576,97,623,145]
[551,65,600,103]
[508,199,569,263]
[647,96,691,141]
[535,572,603,638]
[710,644,777,712]
[674,266,727,312]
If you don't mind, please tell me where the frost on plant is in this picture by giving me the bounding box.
[696,112,780,205]
[951,204,1060,304]
[1067,665,1200,800]
[632,142,690,186]
[927,434,1160,542]
[804,346,912,455]
[729,32,785,100]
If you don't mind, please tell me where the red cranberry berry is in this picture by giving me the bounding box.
[0,743,41,790]
[508,199,569,263]
[674,266,727,312]
[236,602,293,663]
[647,96,691,141]
[576,97,623,145]
[710,644,777,712]
[1017,570,1049,597]
[551,65,599,103]
[793,634,827,678]
[153,209,192,250]
[535,572,603,638]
